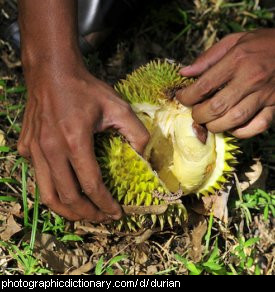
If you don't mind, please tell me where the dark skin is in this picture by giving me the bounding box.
[17,0,150,222]
[18,1,274,223]
[176,30,275,138]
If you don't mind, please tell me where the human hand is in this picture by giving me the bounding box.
[18,62,149,222]
[176,29,275,138]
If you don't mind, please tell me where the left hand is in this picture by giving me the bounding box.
[176,29,275,139]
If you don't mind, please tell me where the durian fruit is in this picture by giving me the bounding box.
[95,60,239,232]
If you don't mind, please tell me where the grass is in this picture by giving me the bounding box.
[0,0,274,275]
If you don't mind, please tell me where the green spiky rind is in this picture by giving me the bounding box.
[112,204,187,232]
[115,59,192,105]
[96,134,187,232]
[197,133,239,197]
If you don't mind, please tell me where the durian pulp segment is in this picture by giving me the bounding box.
[133,101,221,196]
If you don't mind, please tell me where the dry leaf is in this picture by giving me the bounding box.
[134,244,148,265]
[83,236,108,255]
[189,217,207,262]
[68,262,95,275]
[0,215,22,241]
[74,221,111,235]
[10,203,22,218]
[33,233,88,273]
[191,186,231,223]
[0,130,5,146]
[147,265,158,275]
[1,52,21,69]
[134,229,154,244]
[239,159,267,191]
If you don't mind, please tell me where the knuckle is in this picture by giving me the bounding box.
[38,124,58,156]
[257,118,271,133]
[59,193,78,206]
[231,45,248,63]
[39,135,57,156]
[82,180,101,197]
[250,66,268,85]
[58,117,86,154]
[196,78,212,96]
[208,98,229,117]
[231,108,248,124]
[64,132,82,154]
[17,141,29,157]
[40,195,55,208]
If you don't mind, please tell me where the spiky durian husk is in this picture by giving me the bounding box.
[96,134,187,232]
[115,60,193,106]
[95,60,239,232]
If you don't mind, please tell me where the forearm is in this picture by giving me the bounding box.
[18,0,82,72]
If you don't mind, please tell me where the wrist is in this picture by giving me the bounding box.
[21,49,89,88]
[21,43,83,69]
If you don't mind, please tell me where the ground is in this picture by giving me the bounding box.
[0,0,274,275]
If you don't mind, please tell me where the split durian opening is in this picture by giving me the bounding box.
[133,101,227,196]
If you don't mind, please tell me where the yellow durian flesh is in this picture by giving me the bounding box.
[135,102,219,196]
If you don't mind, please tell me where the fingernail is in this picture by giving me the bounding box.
[175,88,184,98]
[106,212,122,221]
[111,213,122,221]
[179,65,192,74]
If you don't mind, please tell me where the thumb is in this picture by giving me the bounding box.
[180,32,245,76]
[114,106,150,155]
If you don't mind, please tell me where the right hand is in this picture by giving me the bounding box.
[17,62,150,222]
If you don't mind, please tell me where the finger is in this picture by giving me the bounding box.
[29,141,82,221]
[230,106,275,139]
[113,105,150,155]
[67,133,122,220]
[191,78,254,124]
[37,115,110,222]
[206,92,264,133]
[43,150,109,223]
[17,99,36,158]
[176,54,235,106]
[179,32,244,76]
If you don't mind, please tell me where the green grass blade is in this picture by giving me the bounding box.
[21,161,29,227]
[0,196,17,202]
[205,213,214,252]
[95,256,104,275]
[29,185,40,253]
